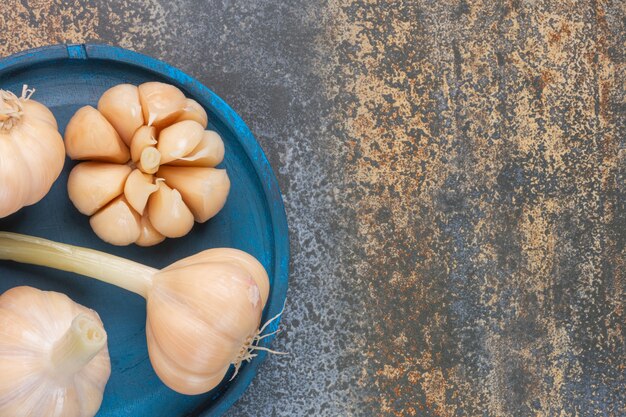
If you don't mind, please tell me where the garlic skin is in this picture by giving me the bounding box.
[65,83,230,246]
[147,262,264,394]
[0,234,275,396]
[0,87,65,218]
[0,286,110,417]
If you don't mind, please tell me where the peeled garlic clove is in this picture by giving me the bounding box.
[124,169,158,215]
[157,166,230,223]
[90,196,141,246]
[98,84,144,146]
[0,286,110,417]
[130,126,157,163]
[174,99,208,128]
[148,180,194,238]
[138,82,187,128]
[65,106,130,163]
[156,120,204,165]
[68,162,132,216]
[167,130,225,167]
[136,210,165,247]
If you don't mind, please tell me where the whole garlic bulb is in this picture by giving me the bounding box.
[0,86,65,218]
[0,286,110,417]
[65,82,229,246]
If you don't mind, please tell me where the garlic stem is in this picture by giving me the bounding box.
[139,147,161,174]
[0,232,156,298]
[50,314,107,378]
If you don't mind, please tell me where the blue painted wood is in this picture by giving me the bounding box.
[0,44,289,417]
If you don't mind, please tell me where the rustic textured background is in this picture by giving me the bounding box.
[1,1,625,416]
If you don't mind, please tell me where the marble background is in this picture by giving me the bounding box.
[1,1,624,416]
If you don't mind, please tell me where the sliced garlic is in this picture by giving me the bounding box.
[65,106,130,163]
[157,166,230,223]
[97,84,144,146]
[167,130,225,167]
[148,180,194,238]
[138,82,187,128]
[68,162,132,216]
[136,210,165,247]
[156,120,204,165]
[124,169,158,215]
[174,98,208,128]
[90,196,141,246]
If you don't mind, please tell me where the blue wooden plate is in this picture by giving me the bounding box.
[0,44,289,417]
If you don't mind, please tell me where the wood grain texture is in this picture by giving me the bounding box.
[1,0,624,416]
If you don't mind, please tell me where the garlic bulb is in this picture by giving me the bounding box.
[0,86,65,218]
[0,232,278,396]
[0,286,110,417]
[65,82,229,246]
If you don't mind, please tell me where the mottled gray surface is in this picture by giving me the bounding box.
[2,0,626,416]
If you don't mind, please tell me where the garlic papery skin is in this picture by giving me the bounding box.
[157,166,230,223]
[0,87,65,218]
[97,84,144,146]
[0,233,272,395]
[65,106,130,163]
[0,286,110,417]
[138,82,187,128]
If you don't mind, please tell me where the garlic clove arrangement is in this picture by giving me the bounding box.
[64,83,231,246]
[157,166,230,223]
[0,286,110,417]
[0,86,65,218]
[97,84,144,146]
[65,106,130,163]
[0,233,276,396]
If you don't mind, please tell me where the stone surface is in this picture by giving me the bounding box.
[1,1,625,416]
